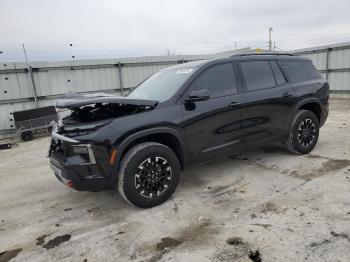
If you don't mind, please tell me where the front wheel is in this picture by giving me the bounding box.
[286,110,319,154]
[117,142,180,208]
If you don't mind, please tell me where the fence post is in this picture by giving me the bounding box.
[22,44,38,107]
[325,48,330,80]
[27,66,38,107]
[118,62,124,96]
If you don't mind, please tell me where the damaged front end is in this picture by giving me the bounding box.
[49,92,158,191]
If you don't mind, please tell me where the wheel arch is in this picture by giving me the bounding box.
[112,127,186,176]
[290,98,322,129]
[297,101,321,122]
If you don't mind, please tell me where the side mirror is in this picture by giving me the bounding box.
[185,89,210,102]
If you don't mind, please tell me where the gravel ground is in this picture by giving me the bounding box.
[0,98,350,262]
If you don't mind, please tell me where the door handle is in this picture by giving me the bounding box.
[228,101,241,107]
[282,92,292,98]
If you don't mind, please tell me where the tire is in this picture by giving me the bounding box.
[0,143,11,150]
[117,142,180,208]
[286,110,319,154]
[21,131,33,141]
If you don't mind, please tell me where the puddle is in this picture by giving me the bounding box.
[226,237,244,246]
[146,220,212,262]
[249,250,262,262]
[36,234,48,246]
[43,234,71,249]
[296,159,350,181]
[156,237,181,251]
[0,248,22,262]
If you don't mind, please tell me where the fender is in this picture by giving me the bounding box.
[110,126,187,179]
[288,97,322,130]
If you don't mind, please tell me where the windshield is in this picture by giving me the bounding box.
[127,67,196,101]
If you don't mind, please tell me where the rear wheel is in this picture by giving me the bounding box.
[117,142,180,208]
[286,110,319,154]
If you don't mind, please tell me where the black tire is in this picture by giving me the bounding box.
[0,143,11,150]
[286,110,319,154]
[21,131,33,141]
[117,142,180,208]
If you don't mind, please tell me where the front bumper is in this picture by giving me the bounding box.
[50,157,112,191]
[49,130,114,191]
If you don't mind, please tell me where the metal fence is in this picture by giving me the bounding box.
[0,43,349,131]
[292,42,350,97]
[0,51,239,131]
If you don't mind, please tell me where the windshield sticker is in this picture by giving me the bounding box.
[175,68,194,74]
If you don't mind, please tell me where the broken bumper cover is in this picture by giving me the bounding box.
[49,157,112,191]
[49,130,114,191]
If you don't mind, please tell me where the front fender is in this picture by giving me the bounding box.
[109,126,186,181]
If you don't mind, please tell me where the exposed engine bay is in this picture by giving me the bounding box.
[62,103,153,124]
[55,92,159,125]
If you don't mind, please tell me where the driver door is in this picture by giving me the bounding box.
[181,62,246,163]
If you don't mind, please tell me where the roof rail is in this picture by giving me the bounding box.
[231,52,294,57]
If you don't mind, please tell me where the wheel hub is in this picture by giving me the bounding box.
[134,156,172,198]
[297,118,317,147]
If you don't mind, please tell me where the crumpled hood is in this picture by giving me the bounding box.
[56,92,159,109]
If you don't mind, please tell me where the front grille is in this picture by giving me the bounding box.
[49,139,65,158]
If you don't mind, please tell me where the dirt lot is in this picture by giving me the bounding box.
[1,99,350,262]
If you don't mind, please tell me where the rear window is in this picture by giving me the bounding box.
[240,61,276,91]
[278,60,320,82]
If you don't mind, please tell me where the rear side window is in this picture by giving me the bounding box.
[189,63,237,97]
[240,61,276,91]
[278,61,321,82]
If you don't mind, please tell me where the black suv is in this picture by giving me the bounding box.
[49,53,329,208]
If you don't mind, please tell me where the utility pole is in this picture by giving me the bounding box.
[234,41,237,50]
[268,27,273,51]
[22,44,38,107]
[22,44,29,62]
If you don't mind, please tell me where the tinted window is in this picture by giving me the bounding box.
[240,61,276,91]
[128,67,196,101]
[189,63,237,97]
[270,61,286,86]
[278,61,321,82]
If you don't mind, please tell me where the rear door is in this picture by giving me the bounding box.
[181,62,246,162]
[237,59,295,145]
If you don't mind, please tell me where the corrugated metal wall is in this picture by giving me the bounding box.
[292,42,350,96]
[0,43,349,131]
[0,54,218,130]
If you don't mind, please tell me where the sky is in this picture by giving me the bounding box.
[1,0,350,61]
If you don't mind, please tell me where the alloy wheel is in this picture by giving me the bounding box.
[134,156,172,198]
[297,118,317,147]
